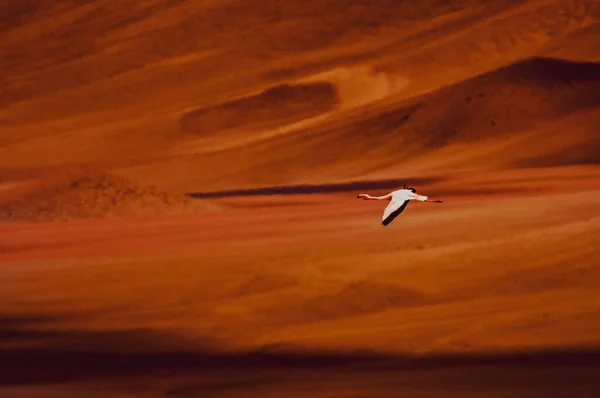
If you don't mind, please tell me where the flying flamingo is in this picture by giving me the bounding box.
[357,184,443,226]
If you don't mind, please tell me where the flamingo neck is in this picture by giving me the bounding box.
[365,194,387,200]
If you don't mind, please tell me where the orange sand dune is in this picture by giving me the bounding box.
[0,171,208,222]
[179,82,339,138]
[2,0,600,396]
[1,0,599,181]
[118,56,600,192]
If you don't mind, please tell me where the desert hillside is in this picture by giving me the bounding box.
[1,1,600,397]
[115,56,600,192]
[1,0,599,189]
[0,172,204,222]
[179,82,340,137]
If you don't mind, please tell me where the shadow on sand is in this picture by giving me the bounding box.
[184,177,440,199]
[2,314,600,396]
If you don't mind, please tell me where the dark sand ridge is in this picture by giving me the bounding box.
[118,56,600,192]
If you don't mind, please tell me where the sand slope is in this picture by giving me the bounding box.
[117,57,600,192]
[2,0,599,184]
[0,172,203,222]
[179,82,339,137]
[1,1,600,396]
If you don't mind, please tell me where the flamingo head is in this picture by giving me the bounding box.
[403,184,417,193]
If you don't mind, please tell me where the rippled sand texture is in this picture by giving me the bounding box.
[1,1,600,397]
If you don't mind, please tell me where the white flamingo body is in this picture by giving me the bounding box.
[357,185,442,226]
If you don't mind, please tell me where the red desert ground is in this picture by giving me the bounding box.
[1,1,600,396]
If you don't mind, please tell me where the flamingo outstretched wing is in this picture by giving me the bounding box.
[381,198,409,226]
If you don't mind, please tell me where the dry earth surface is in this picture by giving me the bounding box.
[1,0,600,396]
